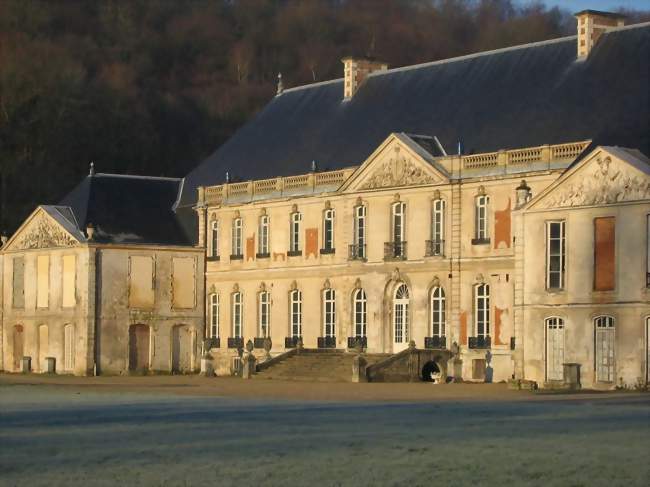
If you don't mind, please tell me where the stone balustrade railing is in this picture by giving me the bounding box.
[200,140,591,206]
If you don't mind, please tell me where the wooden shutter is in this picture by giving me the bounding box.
[594,217,615,291]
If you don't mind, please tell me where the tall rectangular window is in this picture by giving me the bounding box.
[475,195,489,241]
[323,289,336,337]
[36,255,50,308]
[594,217,615,291]
[209,220,219,258]
[259,291,270,337]
[431,199,445,255]
[231,218,243,257]
[392,202,406,243]
[354,205,366,259]
[353,289,367,338]
[290,289,302,337]
[475,284,490,337]
[290,212,302,253]
[232,292,242,338]
[62,255,76,307]
[209,293,219,338]
[546,221,566,290]
[12,256,24,309]
[258,215,269,255]
[322,209,335,251]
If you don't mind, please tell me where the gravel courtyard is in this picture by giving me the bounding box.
[0,375,648,487]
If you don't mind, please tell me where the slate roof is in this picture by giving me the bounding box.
[59,173,191,246]
[178,22,650,214]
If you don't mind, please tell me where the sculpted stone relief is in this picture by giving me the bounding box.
[543,156,650,208]
[15,215,77,250]
[360,146,438,189]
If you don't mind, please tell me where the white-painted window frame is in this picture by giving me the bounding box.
[475,283,490,337]
[430,286,446,337]
[546,220,566,290]
[258,291,270,338]
[290,212,302,252]
[231,291,243,338]
[258,215,269,255]
[353,288,367,338]
[290,289,302,338]
[231,217,243,256]
[323,288,336,337]
[209,293,219,338]
[323,209,335,250]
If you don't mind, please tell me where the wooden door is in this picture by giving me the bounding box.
[13,325,24,371]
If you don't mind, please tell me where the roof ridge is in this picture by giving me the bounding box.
[94,173,181,182]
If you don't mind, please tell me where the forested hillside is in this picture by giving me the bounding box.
[1,0,647,234]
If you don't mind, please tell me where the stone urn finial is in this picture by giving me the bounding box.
[408,340,416,350]
[245,339,254,353]
[263,336,272,353]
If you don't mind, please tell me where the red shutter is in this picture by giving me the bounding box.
[594,217,615,291]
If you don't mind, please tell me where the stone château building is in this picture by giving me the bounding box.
[1,10,649,388]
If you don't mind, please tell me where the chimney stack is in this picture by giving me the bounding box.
[342,57,388,99]
[575,10,625,58]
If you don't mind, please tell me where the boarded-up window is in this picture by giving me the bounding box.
[36,255,50,308]
[62,255,76,307]
[594,217,615,291]
[12,257,24,308]
[129,256,155,308]
[172,257,196,309]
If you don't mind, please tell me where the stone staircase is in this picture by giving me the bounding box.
[253,349,390,382]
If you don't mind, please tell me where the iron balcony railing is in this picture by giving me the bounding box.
[424,336,447,349]
[227,337,244,349]
[425,239,445,257]
[347,336,367,349]
[318,336,337,349]
[285,336,302,348]
[253,337,270,349]
[348,244,367,261]
[384,241,407,261]
[468,336,491,349]
[205,337,220,349]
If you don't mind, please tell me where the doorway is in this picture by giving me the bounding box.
[172,325,192,374]
[393,284,410,352]
[128,324,150,372]
[545,317,565,381]
[594,316,615,382]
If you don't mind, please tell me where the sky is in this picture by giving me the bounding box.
[525,0,650,11]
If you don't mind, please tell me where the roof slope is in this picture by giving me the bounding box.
[179,23,650,210]
[60,173,191,245]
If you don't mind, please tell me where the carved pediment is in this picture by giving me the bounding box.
[341,134,447,193]
[16,215,77,250]
[360,146,439,189]
[540,154,650,209]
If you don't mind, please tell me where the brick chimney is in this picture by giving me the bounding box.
[342,57,388,99]
[575,10,625,58]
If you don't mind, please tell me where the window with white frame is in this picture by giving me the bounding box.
[231,292,242,338]
[209,293,219,338]
[209,220,219,258]
[546,221,566,290]
[258,215,269,255]
[595,315,615,382]
[290,289,302,338]
[354,205,367,258]
[431,199,445,255]
[392,202,406,243]
[545,317,565,381]
[353,288,367,338]
[258,291,270,338]
[289,212,302,253]
[430,286,446,337]
[323,288,336,337]
[231,217,243,257]
[322,209,335,251]
[474,195,490,241]
[475,283,490,337]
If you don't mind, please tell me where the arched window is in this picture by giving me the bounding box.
[208,294,219,338]
[595,315,615,382]
[231,292,243,338]
[289,212,302,253]
[258,215,269,256]
[430,287,446,337]
[474,195,490,241]
[63,324,75,371]
[290,289,302,338]
[231,218,243,257]
[353,205,367,259]
[322,209,335,252]
[323,288,336,337]
[209,220,219,258]
[545,317,564,381]
[475,283,490,337]
[393,284,410,345]
[258,291,271,338]
[430,199,445,256]
[353,289,367,338]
